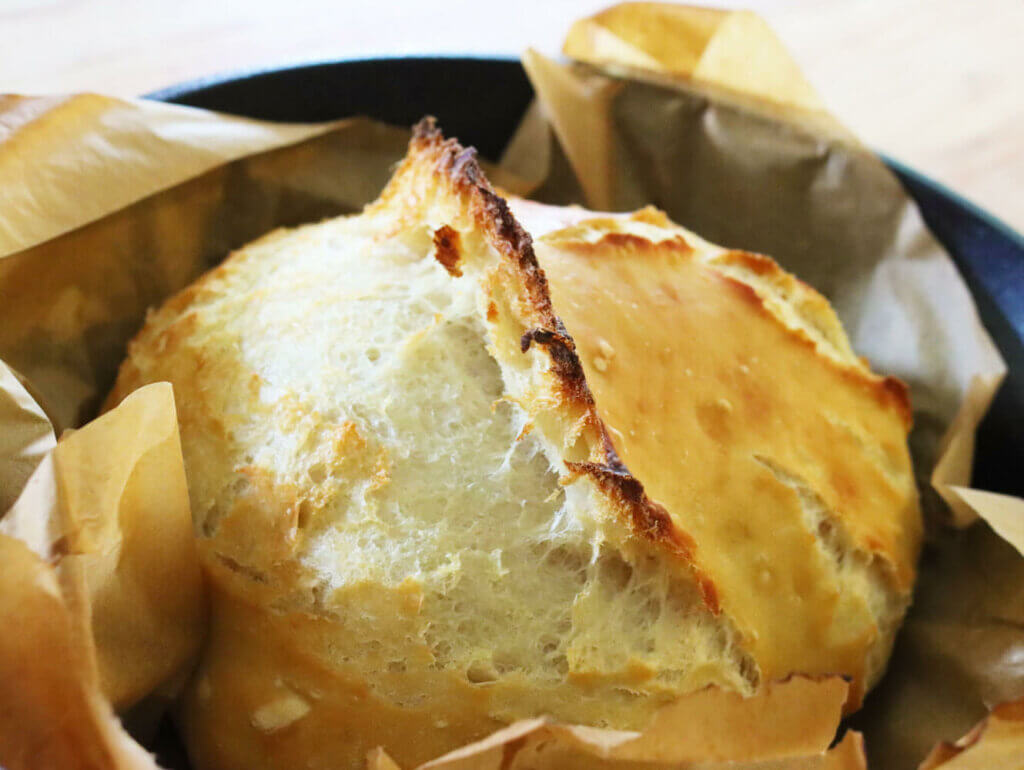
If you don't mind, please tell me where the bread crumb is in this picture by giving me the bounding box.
[251,693,311,733]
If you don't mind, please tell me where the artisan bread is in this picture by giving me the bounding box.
[108,120,921,770]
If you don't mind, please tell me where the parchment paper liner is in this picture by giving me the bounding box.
[369,678,866,769]
[0,383,196,770]
[1,4,1022,768]
[918,698,1024,769]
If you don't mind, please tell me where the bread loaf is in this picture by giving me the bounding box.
[108,120,921,770]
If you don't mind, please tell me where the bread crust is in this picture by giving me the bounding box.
[109,119,921,770]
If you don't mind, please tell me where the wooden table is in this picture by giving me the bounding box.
[3,0,1022,232]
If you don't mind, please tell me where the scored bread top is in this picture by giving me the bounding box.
[108,119,921,768]
[512,200,922,700]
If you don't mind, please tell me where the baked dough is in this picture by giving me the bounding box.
[109,120,921,770]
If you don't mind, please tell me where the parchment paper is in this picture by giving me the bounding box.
[368,678,868,769]
[0,533,163,770]
[0,359,55,511]
[0,4,1022,769]
[0,383,195,770]
[918,698,1024,769]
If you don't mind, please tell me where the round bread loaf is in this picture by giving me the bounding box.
[108,121,921,770]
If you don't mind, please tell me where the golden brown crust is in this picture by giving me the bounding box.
[512,196,921,706]
[716,252,912,425]
[180,578,509,770]
[713,269,913,429]
[554,229,694,256]
[505,199,914,437]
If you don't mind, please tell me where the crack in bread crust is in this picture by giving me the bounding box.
[405,118,718,605]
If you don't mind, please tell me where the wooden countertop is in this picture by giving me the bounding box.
[3,0,1022,232]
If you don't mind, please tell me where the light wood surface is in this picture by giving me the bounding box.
[2,0,1022,232]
